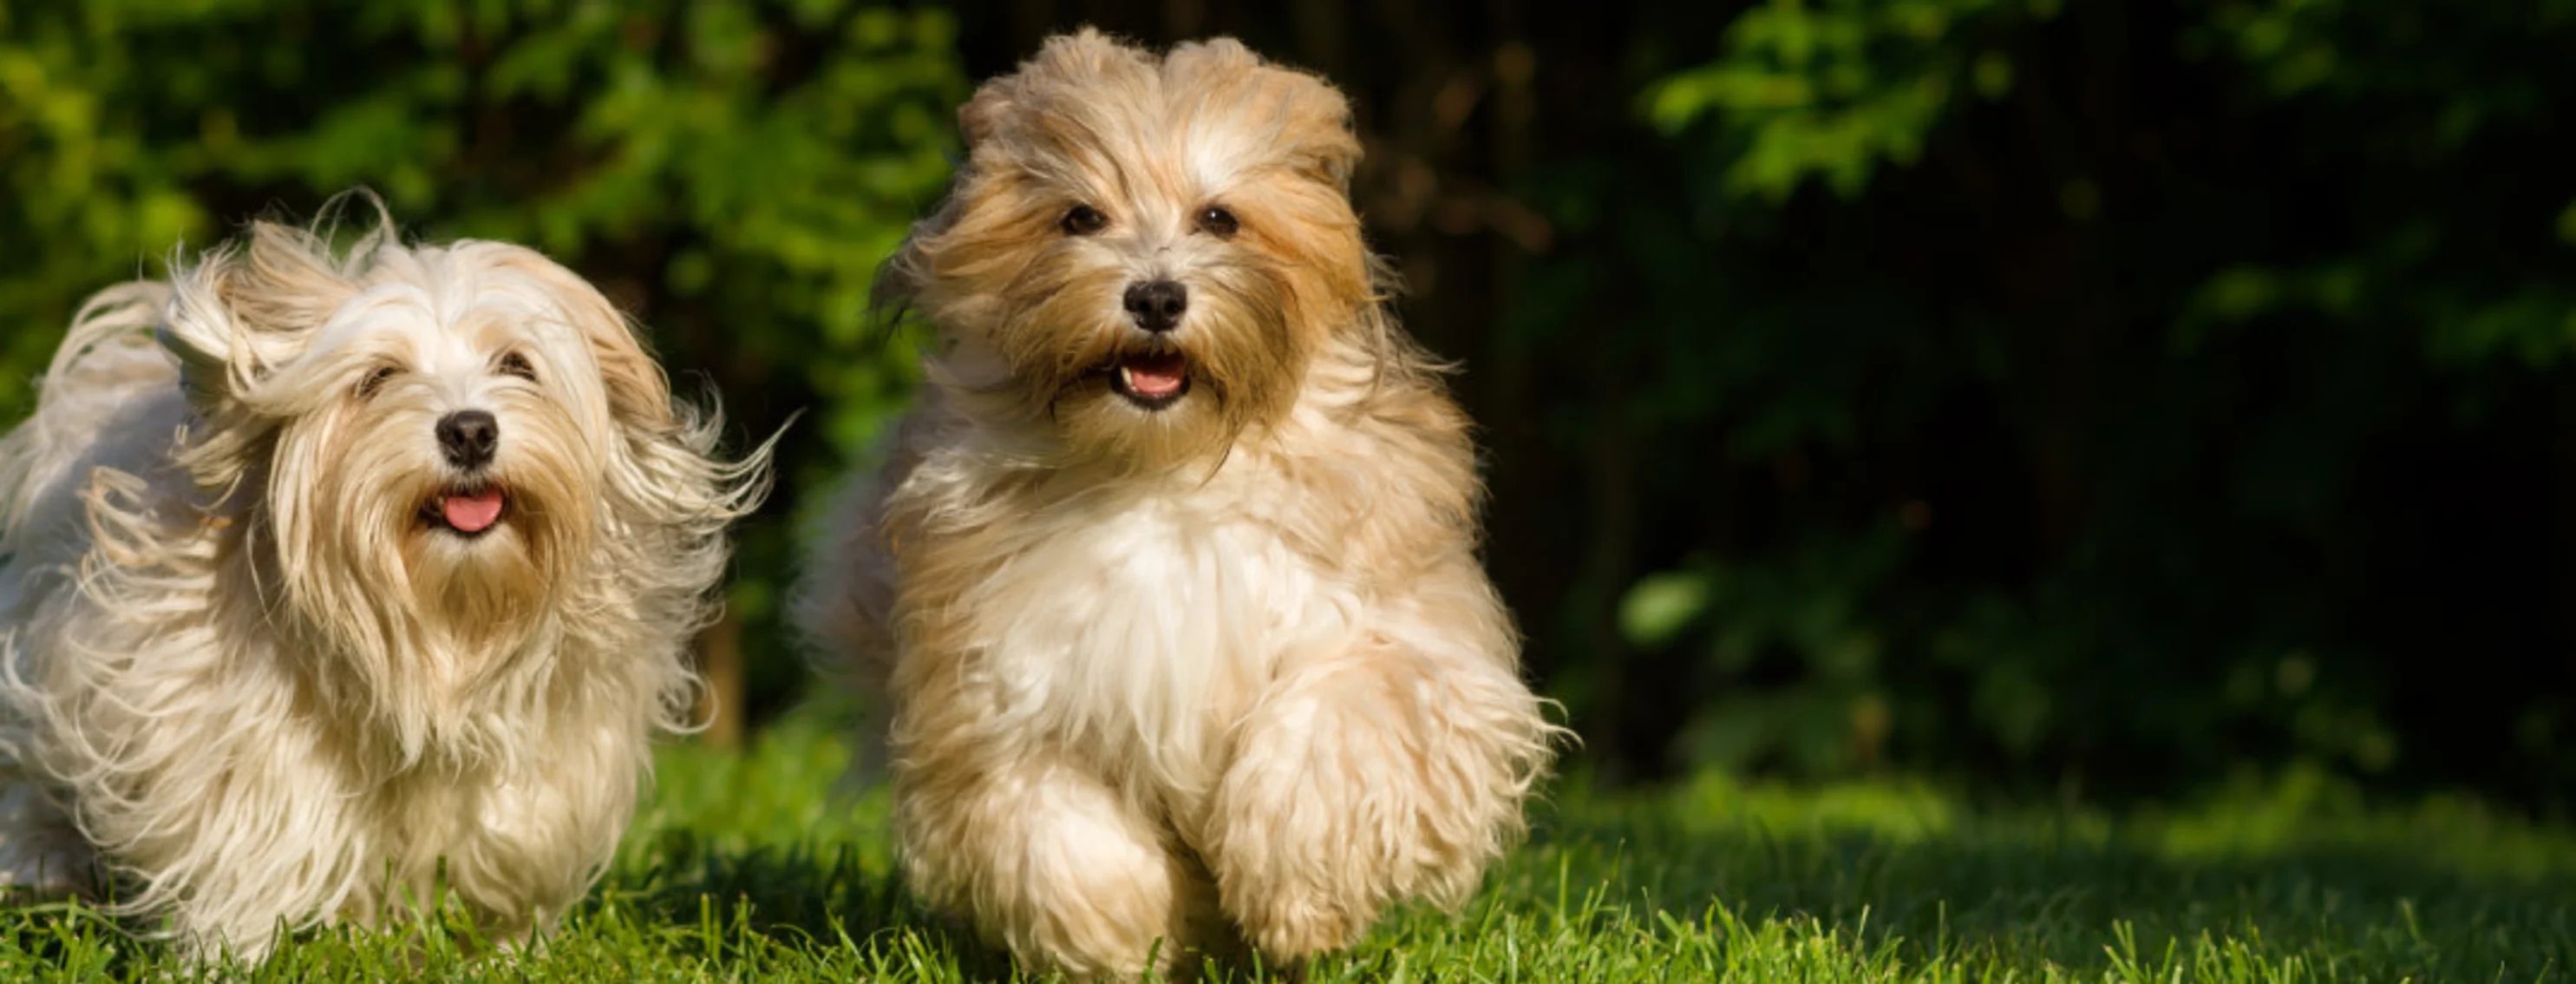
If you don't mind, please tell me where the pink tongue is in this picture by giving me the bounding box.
[441,489,505,534]
[1122,356,1187,397]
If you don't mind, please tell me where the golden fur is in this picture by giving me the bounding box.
[796,30,1560,979]
[0,200,770,957]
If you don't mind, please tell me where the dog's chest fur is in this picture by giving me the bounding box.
[942,467,1358,790]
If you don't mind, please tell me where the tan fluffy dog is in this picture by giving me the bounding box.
[795,30,1559,979]
[0,203,769,958]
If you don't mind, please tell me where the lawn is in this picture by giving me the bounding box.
[3,708,2570,981]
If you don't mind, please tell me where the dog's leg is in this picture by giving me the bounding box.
[0,776,94,898]
[898,752,1224,981]
[1204,606,1553,964]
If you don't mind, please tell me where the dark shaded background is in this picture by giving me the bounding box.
[4,0,2572,810]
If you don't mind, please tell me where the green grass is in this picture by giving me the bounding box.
[4,709,2570,981]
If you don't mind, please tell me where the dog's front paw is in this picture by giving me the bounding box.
[1205,638,1554,965]
[1203,656,1418,963]
[1228,890,1368,967]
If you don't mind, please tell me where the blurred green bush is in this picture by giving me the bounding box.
[1571,0,2576,802]
[0,0,966,728]
[7,0,2576,807]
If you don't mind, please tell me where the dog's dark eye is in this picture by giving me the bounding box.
[1061,205,1108,236]
[496,351,538,382]
[356,365,400,398]
[1196,206,1239,239]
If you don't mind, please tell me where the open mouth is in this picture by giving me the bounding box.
[422,483,507,538]
[1105,349,1191,410]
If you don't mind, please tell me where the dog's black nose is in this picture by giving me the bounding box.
[436,410,499,469]
[1122,280,1188,333]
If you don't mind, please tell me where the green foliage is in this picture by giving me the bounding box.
[0,0,966,718]
[2170,0,2576,371]
[1619,528,1905,776]
[1645,0,2048,201]
[0,0,960,449]
[7,0,2576,806]
[5,716,2572,980]
[1563,0,2576,800]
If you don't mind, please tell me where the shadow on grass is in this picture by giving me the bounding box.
[7,772,2573,981]
[0,831,1006,980]
[597,828,1301,982]
[593,829,1016,980]
[570,781,2576,981]
[1490,782,2576,981]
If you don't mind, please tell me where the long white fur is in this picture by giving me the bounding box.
[0,203,768,959]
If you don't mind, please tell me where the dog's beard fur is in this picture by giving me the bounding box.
[971,239,1306,466]
[801,30,1562,982]
[245,299,610,748]
[0,200,770,955]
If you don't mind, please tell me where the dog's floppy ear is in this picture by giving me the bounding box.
[1163,37,1363,192]
[487,248,683,435]
[159,204,376,406]
[220,220,362,338]
[956,86,1011,152]
[583,309,685,436]
[962,28,1160,152]
[514,246,777,559]
[1284,89,1362,193]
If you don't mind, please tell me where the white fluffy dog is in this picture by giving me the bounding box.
[0,203,768,957]
[796,31,1561,980]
